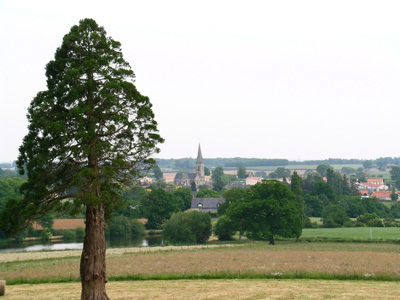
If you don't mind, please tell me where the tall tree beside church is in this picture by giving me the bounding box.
[212,166,225,192]
[2,19,163,300]
[291,171,305,238]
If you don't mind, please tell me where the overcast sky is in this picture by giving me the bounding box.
[1,0,400,162]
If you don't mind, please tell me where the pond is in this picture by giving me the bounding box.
[0,235,163,253]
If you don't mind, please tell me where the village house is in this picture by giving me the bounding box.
[245,176,263,186]
[370,190,400,201]
[190,198,226,213]
[358,178,388,193]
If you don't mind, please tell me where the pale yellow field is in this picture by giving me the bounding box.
[3,279,400,300]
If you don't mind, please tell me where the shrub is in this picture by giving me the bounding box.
[41,229,52,241]
[76,227,85,239]
[62,229,76,240]
[108,216,132,237]
[357,213,384,227]
[322,205,350,227]
[163,211,212,244]
[131,220,146,238]
[214,216,234,240]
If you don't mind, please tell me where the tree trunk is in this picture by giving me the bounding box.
[80,203,110,300]
[269,235,275,245]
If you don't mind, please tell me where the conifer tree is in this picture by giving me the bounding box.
[2,19,163,300]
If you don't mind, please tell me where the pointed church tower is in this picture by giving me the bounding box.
[196,144,205,178]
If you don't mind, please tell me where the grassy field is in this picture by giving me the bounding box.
[302,227,400,240]
[2,241,400,299]
[3,279,400,300]
[2,242,400,284]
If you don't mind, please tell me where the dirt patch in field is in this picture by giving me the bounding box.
[3,280,400,300]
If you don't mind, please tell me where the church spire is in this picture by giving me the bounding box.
[196,144,204,179]
[197,143,203,163]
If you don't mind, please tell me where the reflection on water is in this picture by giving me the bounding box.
[0,235,163,253]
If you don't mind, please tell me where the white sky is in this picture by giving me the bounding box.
[1,0,400,162]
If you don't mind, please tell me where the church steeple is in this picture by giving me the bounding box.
[196,144,204,177]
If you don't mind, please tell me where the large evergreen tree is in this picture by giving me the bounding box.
[2,19,163,300]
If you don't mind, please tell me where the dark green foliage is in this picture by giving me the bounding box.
[41,229,52,241]
[237,166,246,179]
[153,165,163,181]
[316,164,333,177]
[390,166,400,181]
[254,171,267,178]
[163,211,212,244]
[173,188,193,210]
[226,180,301,245]
[212,167,225,192]
[37,212,54,230]
[390,186,398,201]
[303,194,324,217]
[291,171,305,235]
[76,227,85,239]
[321,205,350,227]
[326,169,351,196]
[140,188,180,229]
[311,181,336,202]
[356,213,384,227]
[107,216,146,237]
[204,167,211,176]
[218,187,246,216]
[341,167,355,175]
[1,18,163,238]
[212,167,224,180]
[116,186,148,218]
[269,167,291,179]
[195,189,221,198]
[363,160,374,168]
[0,177,24,212]
[130,220,146,237]
[62,229,77,240]
[107,216,132,237]
[214,216,234,240]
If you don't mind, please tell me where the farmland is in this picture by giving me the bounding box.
[2,242,400,283]
[1,238,400,299]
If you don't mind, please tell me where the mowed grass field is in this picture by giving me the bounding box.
[4,279,400,300]
[302,227,400,240]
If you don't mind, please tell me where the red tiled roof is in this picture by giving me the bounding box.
[367,178,384,183]
[370,191,400,198]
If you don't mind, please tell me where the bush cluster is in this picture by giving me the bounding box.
[106,216,146,238]
[163,211,212,244]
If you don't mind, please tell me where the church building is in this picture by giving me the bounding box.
[174,144,206,190]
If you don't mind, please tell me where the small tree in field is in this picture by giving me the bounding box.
[0,19,163,300]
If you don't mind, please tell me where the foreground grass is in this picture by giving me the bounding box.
[3,279,400,300]
[2,241,400,284]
